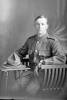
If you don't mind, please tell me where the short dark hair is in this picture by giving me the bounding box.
[34,15,47,22]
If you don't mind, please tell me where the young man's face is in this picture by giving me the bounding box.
[35,17,48,37]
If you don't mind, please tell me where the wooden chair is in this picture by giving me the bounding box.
[0,57,67,98]
[16,57,67,96]
[41,65,67,95]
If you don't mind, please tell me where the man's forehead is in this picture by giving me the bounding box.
[36,17,47,24]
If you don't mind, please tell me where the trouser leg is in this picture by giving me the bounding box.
[11,70,33,91]
[26,75,40,95]
[26,69,46,95]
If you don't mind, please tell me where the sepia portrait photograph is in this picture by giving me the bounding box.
[0,0,67,100]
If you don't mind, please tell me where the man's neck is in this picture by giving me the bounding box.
[37,33,48,40]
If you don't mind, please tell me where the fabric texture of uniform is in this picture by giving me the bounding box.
[7,34,66,95]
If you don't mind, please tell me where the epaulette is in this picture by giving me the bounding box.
[47,36,55,41]
[28,34,36,40]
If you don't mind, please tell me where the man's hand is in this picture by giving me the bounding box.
[34,60,45,76]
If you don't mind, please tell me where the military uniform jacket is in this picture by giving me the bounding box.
[16,34,66,70]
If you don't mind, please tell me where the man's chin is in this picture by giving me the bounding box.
[38,33,45,37]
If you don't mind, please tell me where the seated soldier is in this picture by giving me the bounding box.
[3,15,66,95]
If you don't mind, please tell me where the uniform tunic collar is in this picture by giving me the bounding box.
[35,33,49,42]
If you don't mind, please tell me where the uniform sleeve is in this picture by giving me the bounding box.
[3,39,29,66]
[45,39,66,64]
[16,38,29,59]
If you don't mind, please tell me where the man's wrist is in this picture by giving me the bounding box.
[44,58,53,64]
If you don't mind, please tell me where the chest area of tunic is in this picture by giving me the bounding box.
[28,39,52,56]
